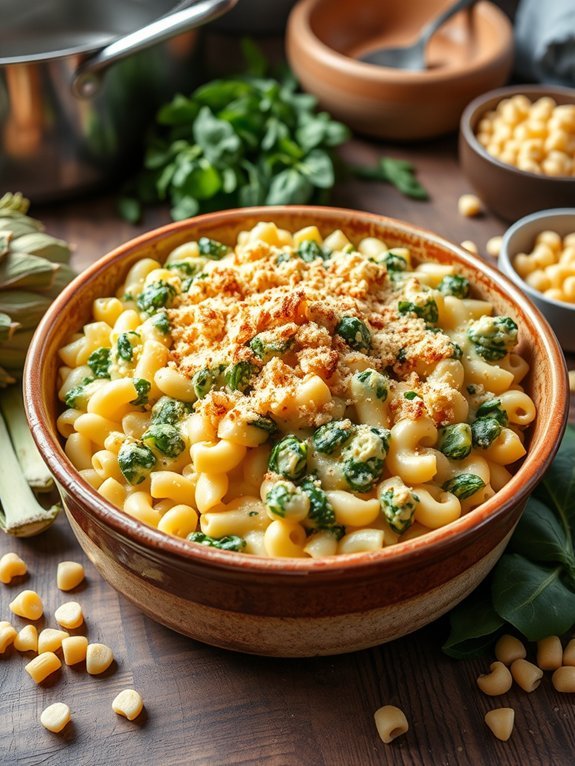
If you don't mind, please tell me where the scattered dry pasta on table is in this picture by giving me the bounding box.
[56,222,537,557]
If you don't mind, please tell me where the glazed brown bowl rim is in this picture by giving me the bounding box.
[460,84,575,184]
[24,205,569,577]
[289,0,513,85]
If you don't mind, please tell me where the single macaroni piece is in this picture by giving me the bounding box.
[513,229,575,304]
[486,236,503,258]
[569,370,575,394]
[0,552,27,583]
[56,224,536,558]
[57,561,85,591]
[563,638,575,666]
[38,628,70,654]
[0,621,18,653]
[460,240,478,254]
[9,589,43,620]
[510,658,543,692]
[62,635,88,666]
[25,651,62,684]
[112,689,144,721]
[537,635,563,670]
[458,194,483,218]
[494,634,526,665]
[86,642,114,675]
[13,624,38,653]
[54,601,84,630]
[373,705,409,744]
[476,96,575,177]
[552,666,575,693]
[484,708,515,742]
[40,702,71,733]
[477,661,513,696]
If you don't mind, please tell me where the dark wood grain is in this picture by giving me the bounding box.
[2,130,574,766]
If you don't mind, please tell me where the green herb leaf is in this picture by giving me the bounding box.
[443,425,575,657]
[442,592,505,659]
[492,555,575,641]
[265,168,313,205]
[118,197,141,224]
[349,156,429,200]
[508,497,575,575]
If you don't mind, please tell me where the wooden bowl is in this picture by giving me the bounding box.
[24,206,569,657]
[459,85,575,221]
[286,0,513,140]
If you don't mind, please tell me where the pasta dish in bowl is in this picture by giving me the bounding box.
[24,207,568,655]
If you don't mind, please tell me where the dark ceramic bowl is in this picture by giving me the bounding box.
[459,85,575,222]
[24,207,569,657]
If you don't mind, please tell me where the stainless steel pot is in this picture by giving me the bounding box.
[0,0,237,200]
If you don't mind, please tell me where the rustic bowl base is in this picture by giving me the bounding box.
[70,513,512,657]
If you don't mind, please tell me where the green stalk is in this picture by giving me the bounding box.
[0,385,54,491]
[0,406,60,536]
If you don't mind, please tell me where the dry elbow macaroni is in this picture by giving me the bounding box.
[475,95,575,176]
[57,222,536,557]
[513,229,575,304]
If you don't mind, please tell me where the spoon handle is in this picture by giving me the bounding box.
[420,0,479,48]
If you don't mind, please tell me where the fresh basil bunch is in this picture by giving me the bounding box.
[443,425,575,659]
[119,43,350,222]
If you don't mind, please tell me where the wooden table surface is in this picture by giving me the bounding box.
[1,134,574,766]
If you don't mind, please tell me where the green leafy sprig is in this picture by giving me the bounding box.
[119,41,350,222]
[350,157,429,200]
[443,426,575,659]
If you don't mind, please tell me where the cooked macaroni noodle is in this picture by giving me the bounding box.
[57,223,536,557]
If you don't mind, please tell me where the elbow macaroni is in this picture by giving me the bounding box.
[57,223,536,557]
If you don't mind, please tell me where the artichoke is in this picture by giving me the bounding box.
[0,193,75,536]
[0,192,75,385]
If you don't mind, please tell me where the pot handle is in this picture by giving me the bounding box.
[72,0,238,98]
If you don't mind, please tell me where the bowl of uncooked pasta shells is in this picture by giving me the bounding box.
[24,206,569,656]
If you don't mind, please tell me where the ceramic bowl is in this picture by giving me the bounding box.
[459,85,575,221]
[24,206,568,657]
[286,0,513,140]
[499,208,575,353]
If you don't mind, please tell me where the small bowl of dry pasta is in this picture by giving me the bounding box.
[459,85,575,222]
[24,206,569,657]
[499,208,575,353]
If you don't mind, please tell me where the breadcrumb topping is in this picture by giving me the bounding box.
[167,230,458,429]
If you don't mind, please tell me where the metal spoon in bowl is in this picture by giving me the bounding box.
[359,0,479,70]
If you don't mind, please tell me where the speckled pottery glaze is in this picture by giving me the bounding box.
[25,206,569,656]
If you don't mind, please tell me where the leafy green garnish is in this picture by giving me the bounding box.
[336,316,371,352]
[87,348,111,379]
[118,441,156,485]
[131,378,151,406]
[137,281,176,316]
[119,44,349,222]
[438,274,470,298]
[117,331,140,362]
[297,240,330,263]
[443,473,485,500]
[350,157,429,200]
[187,531,246,552]
[398,298,438,324]
[198,237,228,259]
[443,426,575,658]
